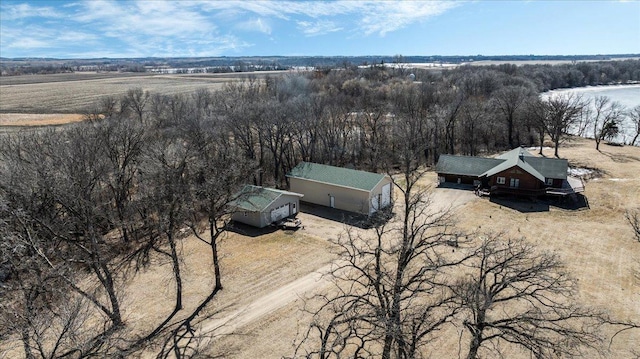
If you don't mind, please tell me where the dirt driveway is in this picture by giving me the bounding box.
[197,184,478,349]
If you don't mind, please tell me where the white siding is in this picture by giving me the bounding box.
[381,183,391,208]
[271,204,290,222]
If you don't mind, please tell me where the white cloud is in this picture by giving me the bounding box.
[0,3,63,20]
[236,18,272,34]
[0,0,459,57]
[76,0,215,38]
[297,20,343,37]
[358,1,461,36]
[195,0,457,36]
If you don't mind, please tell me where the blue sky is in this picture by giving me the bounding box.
[1,0,639,59]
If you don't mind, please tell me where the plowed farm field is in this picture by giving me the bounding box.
[0,72,279,115]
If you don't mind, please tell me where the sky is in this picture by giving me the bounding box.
[0,0,639,59]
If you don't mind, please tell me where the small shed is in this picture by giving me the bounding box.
[230,185,304,228]
[287,162,392,215]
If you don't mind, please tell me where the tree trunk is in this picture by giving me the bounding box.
[89,233,123,327]
[99,261,124,327]
[507,116,514,149]
[21,320,35,359]
[168,234,183,312]
[466,335,481,359]
[209,219,223,291]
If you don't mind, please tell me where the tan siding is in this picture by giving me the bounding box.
[290,177,370,214]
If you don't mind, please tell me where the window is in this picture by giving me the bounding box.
[546,178,554,186]
[510,178,520,188]
[496,177,506,185]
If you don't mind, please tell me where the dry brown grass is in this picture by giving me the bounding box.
[204,138,640,358]
[0,113,85,126]
[121,228,336,357]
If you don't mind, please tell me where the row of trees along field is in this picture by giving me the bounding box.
[1,60,639,358]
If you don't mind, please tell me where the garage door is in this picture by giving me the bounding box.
[370,195,379,215]
[381,183,391,208]
[271,204,290,222]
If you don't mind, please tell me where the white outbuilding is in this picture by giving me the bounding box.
[230,185,304,228]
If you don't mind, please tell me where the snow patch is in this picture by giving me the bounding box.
[568,167,594,177]
[526,146,552,151]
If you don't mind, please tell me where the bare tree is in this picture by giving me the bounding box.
[532,93,585,157]
[296,131,470,358]
[491,85,532,149]
[0,203,120,359]
[590,96,626,150]
[459,97,488,156]
[452,235,607,359]
[131,133,196,346]
[0,127,127,329]
[296,192,466,358]
[626,208,640,243]
[628,105,640,146]
[125,87,150,123]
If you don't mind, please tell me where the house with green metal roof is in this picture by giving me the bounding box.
[230,185,303,228]
[287,162,392,215]
[436,148,573,196]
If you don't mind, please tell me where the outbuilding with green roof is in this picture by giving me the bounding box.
[230,185,304,228]
[287,162,392,215]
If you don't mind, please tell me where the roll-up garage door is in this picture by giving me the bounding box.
[381,183,391,208]
[271,204,290,222]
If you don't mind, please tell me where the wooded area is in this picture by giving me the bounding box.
[1,59,639,358]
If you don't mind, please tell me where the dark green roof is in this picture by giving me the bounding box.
[230,185,303,212]
[435,155,505,177]
[287,162,386,192]
[437,148,568,181]
[524,157,568,179]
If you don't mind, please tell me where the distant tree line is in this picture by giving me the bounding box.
[1,59,639,357]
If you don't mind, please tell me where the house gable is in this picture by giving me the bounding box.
[489,165,543,190]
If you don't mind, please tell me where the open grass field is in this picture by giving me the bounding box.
[0,71,283,115]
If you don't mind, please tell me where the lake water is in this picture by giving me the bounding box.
[544,84,640,144]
